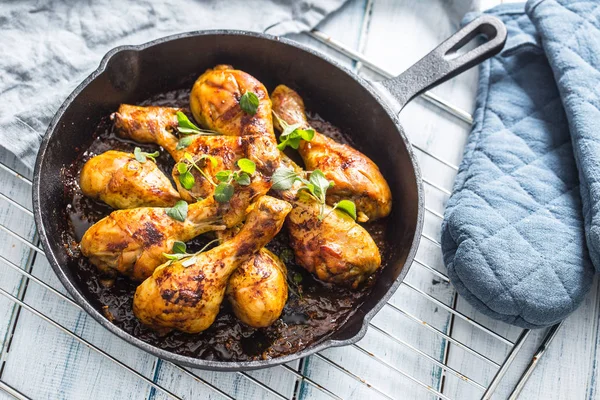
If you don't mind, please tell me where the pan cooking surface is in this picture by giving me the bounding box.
[61,88,392,362]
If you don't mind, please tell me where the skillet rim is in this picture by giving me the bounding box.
[32,29,424,371]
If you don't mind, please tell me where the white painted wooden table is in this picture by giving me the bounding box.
[1,1,598,399]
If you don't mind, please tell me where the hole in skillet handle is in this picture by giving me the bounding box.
[373,15,507,114]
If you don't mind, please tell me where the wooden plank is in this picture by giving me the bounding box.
[0,151,40,363]
[0,255,160,400]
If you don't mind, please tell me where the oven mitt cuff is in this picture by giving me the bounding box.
[527,0,600,273]
[441,4,594,329]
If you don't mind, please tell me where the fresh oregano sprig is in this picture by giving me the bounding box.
[272,112,315,151]
[213,158,256,203]
[162,238,220,267]
[271,166,357,221]
[175,112,220,149]
[240,91,259,115]
[176,152,218,190]
[133,147,159,163]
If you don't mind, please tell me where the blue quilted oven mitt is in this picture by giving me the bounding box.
[441,4,594,329]
[527,0,600,273]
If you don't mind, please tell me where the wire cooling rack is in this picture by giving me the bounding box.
[0,29,561,400]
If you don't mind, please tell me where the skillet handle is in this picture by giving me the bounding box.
[378,15,507,111]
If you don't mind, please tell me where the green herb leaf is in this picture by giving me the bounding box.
[176,111,201,133]
[184,152,194,163]
[134,147,146,163]
[176,162,188,174]
[281,122,302,138]
[214,183,235,203]
[145,151,159,161]
[297,128,315,141]
[172,241,187,254]
[275,115,315,150]
[166,200,188,222]
[235,172,251,186]
[271,166,298,190]
[309,169,333,200]
[292,273,303,284]
[215,170,232,182]
[133,147,159,163]
[237,158,256,175]
[240,91,259,115]
[333,199,357,220]
[179,170,195,190]
[200,154,218,168]
[277,135,302,151]
[176,135,194,150]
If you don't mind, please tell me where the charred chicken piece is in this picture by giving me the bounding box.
[80,150,180,209]
[285,192,381,288]
[272,153,381,288]
[80,198,225,281]
[112,104,181,157]
[271,85,392,221]
[226,248,288,328]
[190,64,276,141]
[113,104,280,228]
[133,196,292,333]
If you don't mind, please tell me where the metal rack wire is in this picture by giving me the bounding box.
[0,29,559,400]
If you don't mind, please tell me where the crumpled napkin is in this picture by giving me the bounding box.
[0,0,347,171]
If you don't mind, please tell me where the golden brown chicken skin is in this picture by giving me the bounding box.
[172,134,278,204]
[190,65,276,141]
[271,85,392,221]
[80,150,180,209]
[133,195,292,334]
[285,193,381,288]
[112,104,181,157]
[80,198,225,280]
[112,104,280,228]
[271,153,381,288]
[226,248,288,328]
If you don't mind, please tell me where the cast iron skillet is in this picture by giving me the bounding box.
[33,16,506,371]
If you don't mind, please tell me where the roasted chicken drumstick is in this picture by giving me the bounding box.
[275,154,381,288]
[80,150,180,209]
[80,198,225,280]
[215,226,289,328]
[226,248,288,328]
[190,64,276,141]
[271,85,392,221]
[133,195,292,333]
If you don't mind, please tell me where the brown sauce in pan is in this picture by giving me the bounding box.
[62,89,390,362]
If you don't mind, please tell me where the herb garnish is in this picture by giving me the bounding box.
[272,112,315,151]
[332,199,357,220]
[240,91,259,115]
[176,112,219,135]
[133,147,159,163]
[271,167,357,221]
[166,200,188,222]
[175,112,220,149]
[162,238,220,267]
[176,152,218,190]
[213,158,256,203]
